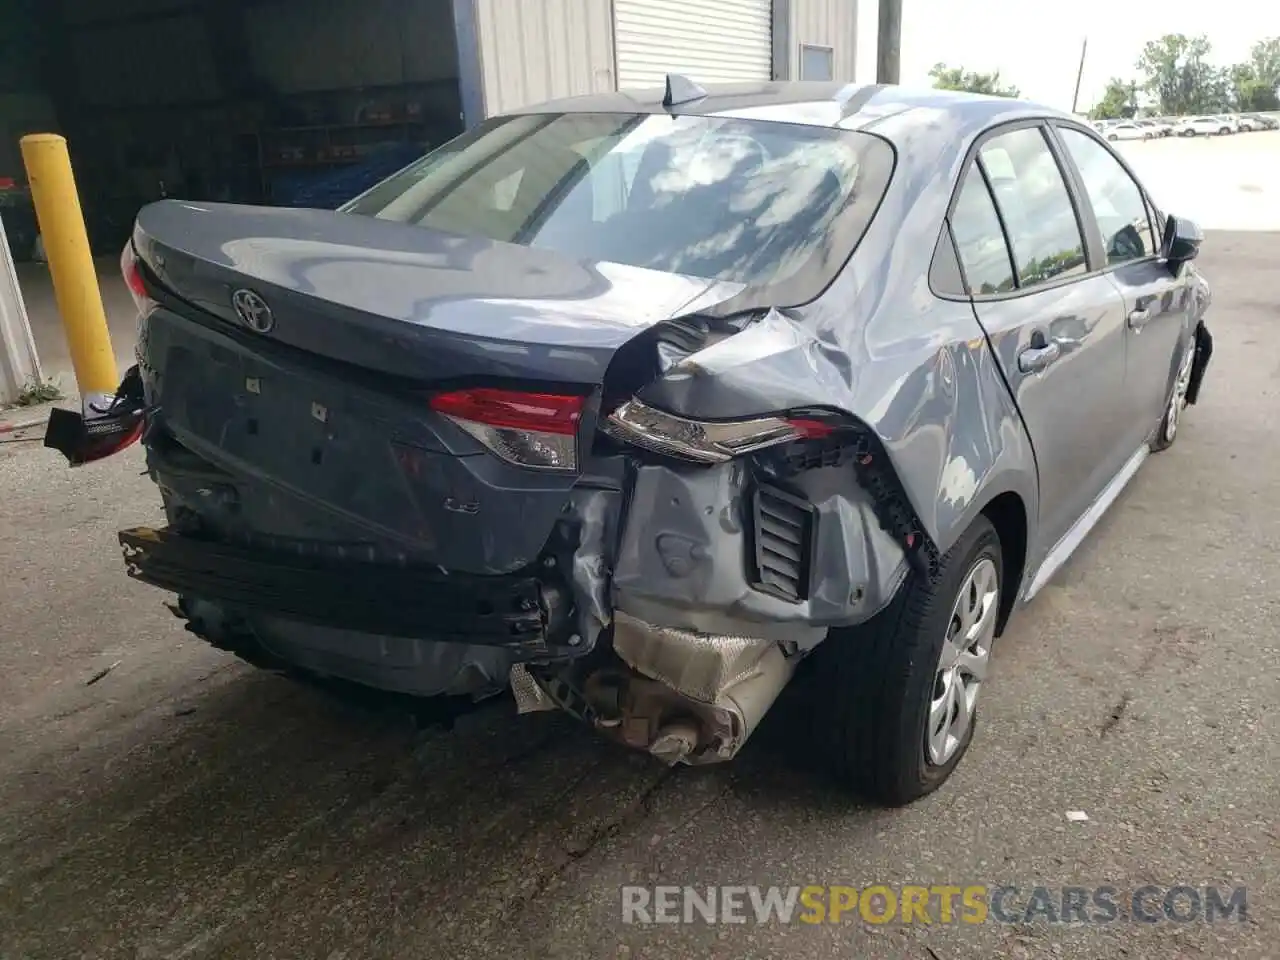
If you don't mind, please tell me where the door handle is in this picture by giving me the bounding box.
[1127,308,1151,331]
[1018,340,1061,374]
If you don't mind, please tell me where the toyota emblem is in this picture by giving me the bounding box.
[231,288,274,333]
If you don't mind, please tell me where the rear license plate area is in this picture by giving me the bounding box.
[162,342,406,518]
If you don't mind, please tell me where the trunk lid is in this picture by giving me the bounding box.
[133,200,744,385]
[133,201,743,575]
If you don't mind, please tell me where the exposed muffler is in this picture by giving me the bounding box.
[512,611,798,764]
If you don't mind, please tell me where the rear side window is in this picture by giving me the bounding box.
[978,127,1087,288]
[341,112,895,296]
[1057,128,1157,265]
[949,166,1016,295]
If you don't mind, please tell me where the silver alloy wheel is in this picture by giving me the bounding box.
[927,557,999,766]
[1163,339,1197,444]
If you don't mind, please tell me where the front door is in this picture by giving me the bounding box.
[1053,125,1192,448]
[949,124,1134,557]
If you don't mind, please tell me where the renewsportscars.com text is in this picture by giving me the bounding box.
[620,885,1248,925]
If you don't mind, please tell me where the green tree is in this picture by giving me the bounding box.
[1090,78,1138,120]
[1136,33,1228,114]
[1228,63,1280,111]
[1248,36,1280,90]
[929,63,1021,97]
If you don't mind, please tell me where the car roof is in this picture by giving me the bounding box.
[505,80,1071,134]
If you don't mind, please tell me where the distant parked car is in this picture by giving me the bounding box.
[1244,113,1280,130]
[1104,122,1152,141]
[1233,115,1266,132]
[1135,119,1173,137]
[1175,116,1233,136]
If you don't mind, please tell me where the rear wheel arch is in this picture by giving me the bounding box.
[978,491,1027,635]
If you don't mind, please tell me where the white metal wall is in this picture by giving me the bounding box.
[789,0,857,82]
[473,0,616,115]
[613,0,773,89]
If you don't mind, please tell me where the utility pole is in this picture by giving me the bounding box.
[1070,37,1088,114]
[877,0,902,85]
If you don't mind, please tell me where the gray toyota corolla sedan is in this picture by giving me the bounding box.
[52,79,1213,805]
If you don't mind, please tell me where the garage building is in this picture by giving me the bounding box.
[0,0,859,260]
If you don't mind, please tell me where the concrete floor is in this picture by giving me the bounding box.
[1115,130,1280,232]
[2,147,1278,959]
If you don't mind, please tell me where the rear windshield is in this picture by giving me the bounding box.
[341,112,894,297]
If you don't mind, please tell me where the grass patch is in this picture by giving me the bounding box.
[14,377,63,407]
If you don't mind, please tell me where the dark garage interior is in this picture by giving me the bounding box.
[0,0,467,262]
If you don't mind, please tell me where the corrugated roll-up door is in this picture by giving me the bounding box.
[473,0,618,116]
[613,0,773,89]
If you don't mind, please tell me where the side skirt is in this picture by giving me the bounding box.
[1021,444,1149,603]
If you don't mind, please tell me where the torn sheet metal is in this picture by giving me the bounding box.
[785,460,911,624]
[612,460,907,649]
[564,486,620,652]
[637,308,851,424]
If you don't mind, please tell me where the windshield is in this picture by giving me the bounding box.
[341,112,894,294]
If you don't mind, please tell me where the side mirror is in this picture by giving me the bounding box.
[1162,214,1203,271]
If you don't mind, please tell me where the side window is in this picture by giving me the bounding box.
[978,127,1087,288]
[799,45,835,81]
[949,166,1016,295]
[1057,127,1157,265]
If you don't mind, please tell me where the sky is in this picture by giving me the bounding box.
[853,0,1280,112]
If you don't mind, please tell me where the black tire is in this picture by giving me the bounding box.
[1219,128,1230,136]
[1151,334,1196,452]
[811,515,1003,806]
[1107,134,1119,141]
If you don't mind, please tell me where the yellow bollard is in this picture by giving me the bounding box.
[20,133,117,414]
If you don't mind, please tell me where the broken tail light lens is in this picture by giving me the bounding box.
[429,388,584,471]
[605,398,832,464]
[44,366,148,467]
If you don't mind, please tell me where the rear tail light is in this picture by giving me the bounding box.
[429,388,584,471]
[120,242,151,312]
[605,398,833,464]
[44,366,147,467]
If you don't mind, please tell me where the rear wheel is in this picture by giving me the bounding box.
[1107,133,1119,141]
[811,516,1002,806]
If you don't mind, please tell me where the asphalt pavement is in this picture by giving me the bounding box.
[2,230,1278,958]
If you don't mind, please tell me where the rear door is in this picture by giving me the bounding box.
[947,122,1133,557]
[1052,123,1192,450]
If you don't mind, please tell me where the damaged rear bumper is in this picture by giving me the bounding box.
[125,434,911,766]
[119,526,576,655]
